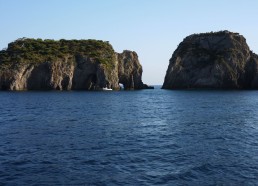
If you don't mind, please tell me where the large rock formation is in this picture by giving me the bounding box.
[162,31,258,89]
[117,50,150,90]
[0,38,151,90]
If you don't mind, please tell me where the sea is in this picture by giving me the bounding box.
[0,86,258,185]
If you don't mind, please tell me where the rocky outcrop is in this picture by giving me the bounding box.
[117,50,150,90]
[162,31,258,89]
[0,38,151,90]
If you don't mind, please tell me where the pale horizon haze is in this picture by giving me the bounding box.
[1,0,258,85]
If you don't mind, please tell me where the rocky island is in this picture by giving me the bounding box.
[162,31,258,89]
[0,38,152,90]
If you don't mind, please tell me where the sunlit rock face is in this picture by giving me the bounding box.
[0,38,151,90]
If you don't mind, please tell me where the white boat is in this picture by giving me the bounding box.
[102,87,112,91]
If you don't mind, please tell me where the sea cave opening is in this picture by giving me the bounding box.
[1,85,9,90]
[87,74,97,90]
[119,83,124,90]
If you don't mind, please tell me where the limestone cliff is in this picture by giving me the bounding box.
[162,31,258,89]
[117,50,149,90]
[0,38,150,90]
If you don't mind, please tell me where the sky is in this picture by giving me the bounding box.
[1,0,258,85]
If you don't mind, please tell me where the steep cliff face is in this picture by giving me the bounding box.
[0,38,150,90]
[162,31,258,89]
[117,50,147,90]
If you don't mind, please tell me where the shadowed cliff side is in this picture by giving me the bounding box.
[0,38,151,90]
[162,31,258,89]
[117,50,150,90]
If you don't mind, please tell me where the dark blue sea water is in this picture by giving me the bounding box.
[1,86,258,185]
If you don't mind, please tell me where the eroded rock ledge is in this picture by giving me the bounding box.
[0,38,151,90]
[162,31,258,89]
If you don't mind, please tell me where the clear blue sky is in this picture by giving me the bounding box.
[1,0,258,85]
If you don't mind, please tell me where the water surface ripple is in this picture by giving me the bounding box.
[1,88,258,185]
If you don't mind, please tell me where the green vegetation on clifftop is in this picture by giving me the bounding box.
[0,38,116,70]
